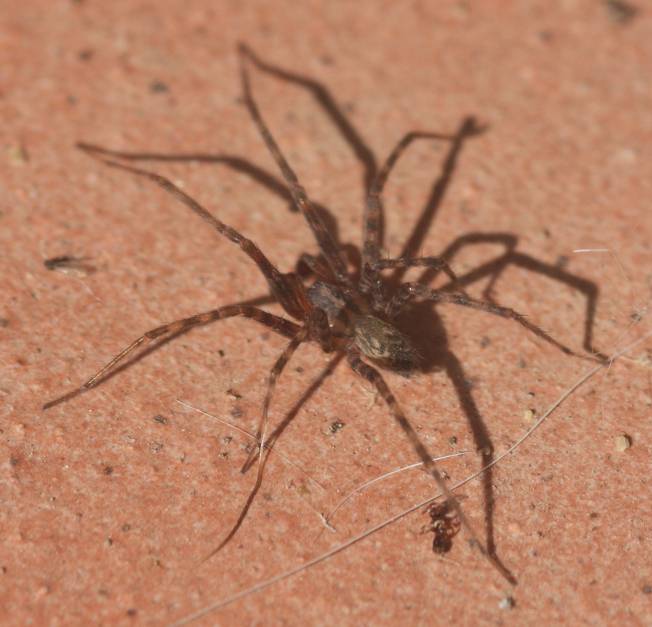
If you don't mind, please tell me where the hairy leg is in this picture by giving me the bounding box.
[43,306,299,409]
[388,282,602,361]
[238,45,351,287]
[77,146,311,321]
[361,131,462,287]
[347,347,515,583]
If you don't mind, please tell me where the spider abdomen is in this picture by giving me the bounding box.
[353,315,421,369]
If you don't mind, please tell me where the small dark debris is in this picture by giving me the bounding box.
[421,501,461,554]
[448,435,458,446]
[226,388,242,400]
[543,228,552,239]
[121,523,131,532]
[103,465,113,475]
[642,584,652,594]
[98,588,109,597]
[153,414,168,425]
[106,537,113,546]
[8,143,29,165]
[230,407,243,419]
[218,349,225,358]
[480,336,491,348]
[149,441,164,453]
[9,456,19,466]
[604,0,638,23]
[295,366,304,373]
[518,358,527,369]
[78,49,93,61]
[0,318,9,328]
[222,436,233,444]
[44,255,96,276]
[149,80,169,93]
[630,311,643,322]
[126,608,137,618]
[0,566,6,574]
[329,420,345,434]
[590,512,599,519]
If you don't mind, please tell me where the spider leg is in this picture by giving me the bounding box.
[389,283,603,362]
[346,347,515,584]
[201,327,309,564]
[237,43,377,201]
[203,310,333,562]
[430,232,518,301]
[43,306,300,410]
[367,255,462,313]
[77,147,311,321]
[238,45,352,287]
[429,237,604,358]
[392,118,483,286]
[256,327,309,465]
[242,308,333,472]
[360,131,465,286]
[296,252,334,281]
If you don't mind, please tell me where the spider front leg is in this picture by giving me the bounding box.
[346,347,515,584]
[389,283,603,362]
[238,45,352,287]
[77,147,311,321]
[43,306,299,410]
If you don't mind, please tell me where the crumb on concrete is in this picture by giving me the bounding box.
[499,595,516,609]
[614,433,632,452]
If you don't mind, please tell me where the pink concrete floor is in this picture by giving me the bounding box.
[2,2,651,625]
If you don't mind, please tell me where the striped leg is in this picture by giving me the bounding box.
[388,283,598,360]
[238,44,352,287]
[347,347,515,584]
[43,306,300,410]
[361,131,461,289]
[202,326,311,563]
[76,146,310,321]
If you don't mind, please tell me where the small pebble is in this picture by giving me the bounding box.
[499,595,515,609]
[523,408,535,424]
[614,434,632,452]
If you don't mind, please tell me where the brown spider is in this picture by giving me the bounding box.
[44,44,599,583]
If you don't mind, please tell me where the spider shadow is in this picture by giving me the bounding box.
[74,49,602,582]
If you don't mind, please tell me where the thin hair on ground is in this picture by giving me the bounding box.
[170,327,652,627]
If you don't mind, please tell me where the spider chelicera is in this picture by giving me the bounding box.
[44,44,600,583]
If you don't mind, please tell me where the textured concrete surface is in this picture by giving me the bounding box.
[2,1,652,625]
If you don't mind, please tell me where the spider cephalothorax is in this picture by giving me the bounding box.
[44,43,600,582]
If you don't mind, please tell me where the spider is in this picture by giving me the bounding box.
[44,44,601,583]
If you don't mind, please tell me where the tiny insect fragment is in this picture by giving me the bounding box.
[44,255,96,277]
[422,500,462,554]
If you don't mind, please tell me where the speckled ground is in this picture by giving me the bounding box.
[2,2,651,625]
